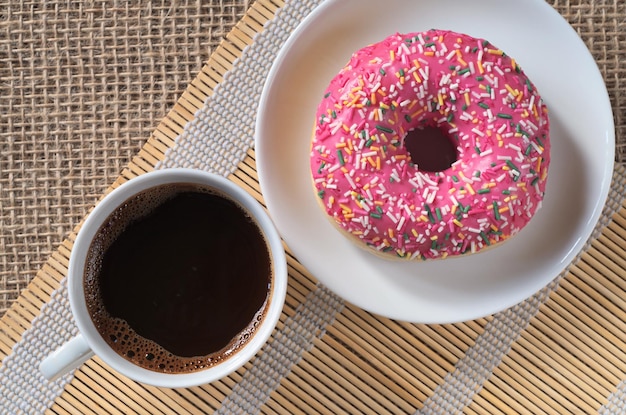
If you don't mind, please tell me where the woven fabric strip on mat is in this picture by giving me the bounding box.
[418,165,626,415]
[601,362,626,413]
[599,168,626,403]
[603,382,626,413]
[0,0,328,413]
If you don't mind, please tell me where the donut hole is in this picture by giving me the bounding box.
[403,126,458,172]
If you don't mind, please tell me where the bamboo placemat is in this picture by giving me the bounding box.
[1,0,626,413]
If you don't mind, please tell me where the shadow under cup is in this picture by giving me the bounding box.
[63,170,287,388]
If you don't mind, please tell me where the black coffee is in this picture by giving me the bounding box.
[84,183,272,373]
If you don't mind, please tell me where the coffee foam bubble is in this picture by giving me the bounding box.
[90,306,266,373]
[84,183,271,373]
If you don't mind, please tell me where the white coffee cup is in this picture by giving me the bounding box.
[40,168,287,388]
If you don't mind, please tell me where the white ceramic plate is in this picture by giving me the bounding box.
[255,0,615,323]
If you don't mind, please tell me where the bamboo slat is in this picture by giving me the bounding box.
[467,207,626,414]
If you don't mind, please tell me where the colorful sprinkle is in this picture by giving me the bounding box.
[310,29,550,260]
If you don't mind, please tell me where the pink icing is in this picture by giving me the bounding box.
[310,30,550,260]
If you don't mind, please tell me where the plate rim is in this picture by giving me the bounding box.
[255,0,616,323]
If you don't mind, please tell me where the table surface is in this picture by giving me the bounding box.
[1,0,626,413]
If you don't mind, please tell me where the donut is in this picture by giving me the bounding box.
[310,29,550,260]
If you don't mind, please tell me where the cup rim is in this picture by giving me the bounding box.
[68,168,287,388]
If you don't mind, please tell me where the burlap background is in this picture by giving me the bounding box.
[0,0,252,315]
[1,0,624,317]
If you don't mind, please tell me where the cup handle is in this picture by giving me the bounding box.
[40,334,94,381]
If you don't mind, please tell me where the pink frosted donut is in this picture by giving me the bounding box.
[310,29,550,260]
